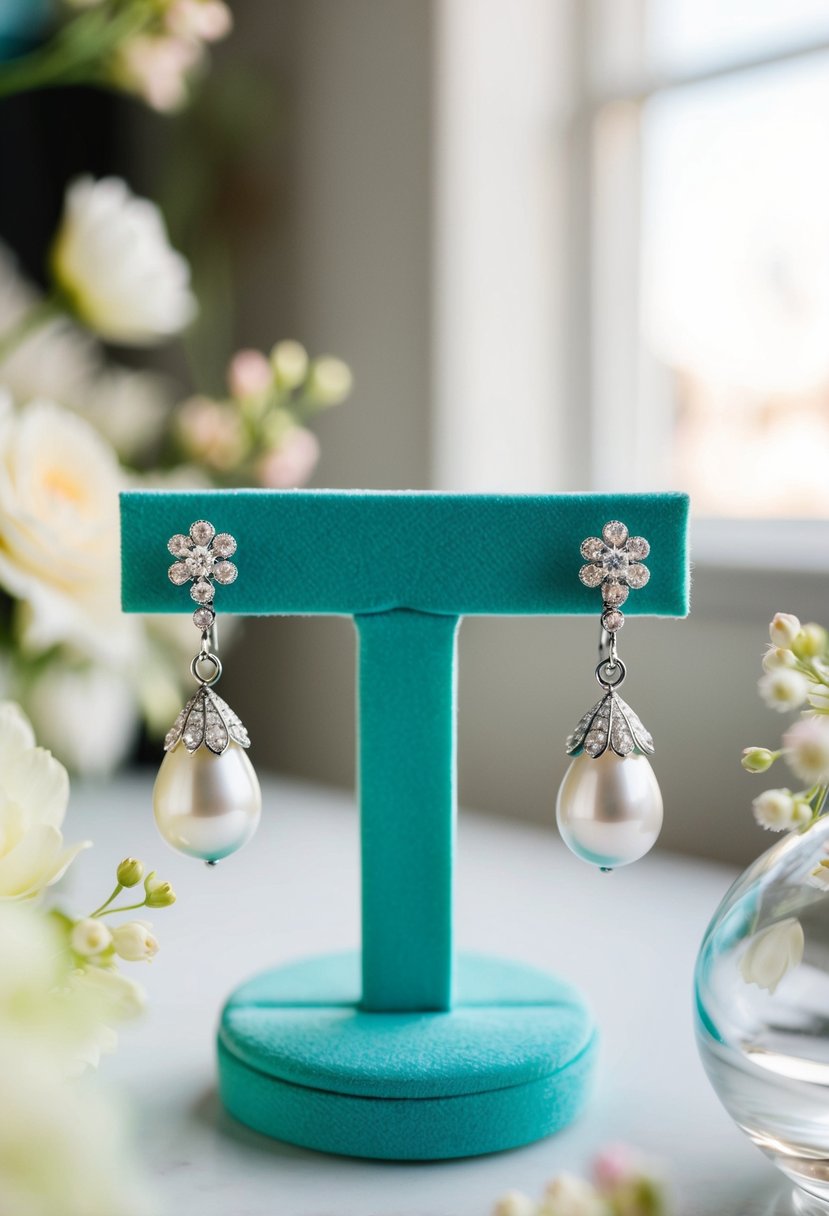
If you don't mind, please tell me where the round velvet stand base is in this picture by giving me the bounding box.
[217,951,598,1161]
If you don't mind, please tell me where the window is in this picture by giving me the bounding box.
[434,0,829,545]
[590,0,829,519]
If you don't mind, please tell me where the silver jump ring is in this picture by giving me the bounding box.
[191,652,223,686]
[596,657,626,689]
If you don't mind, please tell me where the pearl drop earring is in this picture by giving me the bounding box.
[556,520,663,872]
[153,520,261,866]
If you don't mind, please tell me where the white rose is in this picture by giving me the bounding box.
[751,788,809,832]
[111,921,159,963]
[757,668,809,713]
[0,702,88,900]
[51,176,196,343]
[0,398,135,663]
[783,718,829,785]
[739,917,804,994]
[769,613,801,649]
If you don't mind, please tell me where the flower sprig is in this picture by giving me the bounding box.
[493,1145,669,1216]
[68,856,175,971]
[742,612,829,886]
[172,342,353,487]
[0,0,232,112]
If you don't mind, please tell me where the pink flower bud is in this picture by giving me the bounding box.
[227,349,273,399]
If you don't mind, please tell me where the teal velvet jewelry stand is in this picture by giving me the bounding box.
[120,489,690,1160]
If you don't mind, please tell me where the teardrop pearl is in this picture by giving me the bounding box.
[556,750,663,870]
[153,742,261,863]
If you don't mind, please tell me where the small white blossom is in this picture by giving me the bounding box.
[751,789,809,832]
[70,919,112,957]
[769,613,801,649]
[762,645,797,672]
[305,355,353,406]
[493,1193,538,1216]
[783,718,829,785]
[539,1174,607,1216]
[739,918,804,994]
[271,339,309,389]
[793,623,828,660]
[741,747,775,774]
[51,176,196,344]
[808,685,829,712]
[758,668,809,712]
[111,921,159,963]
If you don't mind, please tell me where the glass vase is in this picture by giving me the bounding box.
[695,816,829,1213]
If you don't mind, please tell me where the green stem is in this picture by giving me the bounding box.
[0,5,151,101]
[0,297,63,364]
[96,899,148,918]
[90,883,123,919]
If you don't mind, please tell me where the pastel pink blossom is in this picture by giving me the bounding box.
[116,34,203,112]
[227,349,272,399]
[592,1143,637,1190]
[166,0,233,42]
[257,428,319,488]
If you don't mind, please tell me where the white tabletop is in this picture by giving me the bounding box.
[70,774,785,1216]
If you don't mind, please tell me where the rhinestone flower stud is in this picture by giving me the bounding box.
[578,520,650,633]
[167,520,237,629]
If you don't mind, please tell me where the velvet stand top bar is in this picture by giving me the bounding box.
[120,490,690,619]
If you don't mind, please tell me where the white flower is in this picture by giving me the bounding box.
[762,645,797,672]
[539,1174,607,1216]
[70,965,147,1023]
[769,613,801,648]
[741,747,775,774]
[739,917,804,994]
[227,348,272,399]
[793,624,828,660]
[493,1193,538,1216]
[111,921,159,963]
[752,788,810,832]
[0,397,134,663]
[783,718,829,785]
[24,660,139,777]
[113,33,204,113]
[271,339,309,389]
[51,177,196,344]
[758,668,809,712]
[71,919,112,957]
[305,355,353,406]
[0,702,87,900]
[0,1038,154,1216]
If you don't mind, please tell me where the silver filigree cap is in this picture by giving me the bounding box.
[566,689,654,758]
